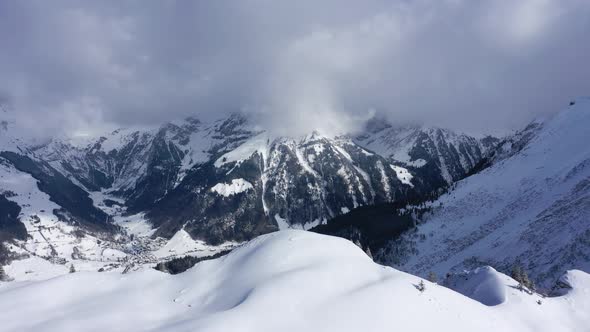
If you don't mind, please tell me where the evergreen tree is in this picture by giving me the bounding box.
[0,265,7,281]
[428,271,437,283]
[522,270,536,292]
[529,280,536,292]
[511,263,534,291]
[511,264,523,283]
[69,264,76,274]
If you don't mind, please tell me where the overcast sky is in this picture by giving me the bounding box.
[1,0,589,137]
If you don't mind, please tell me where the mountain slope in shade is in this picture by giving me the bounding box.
[0,231,588,332]
[380,97,590,287]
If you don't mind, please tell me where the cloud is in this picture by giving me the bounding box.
[1,0,589,137]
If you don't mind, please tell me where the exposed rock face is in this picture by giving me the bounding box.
[2,111,494,244]
[355,118,499,191]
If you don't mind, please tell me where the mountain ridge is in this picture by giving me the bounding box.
[5,111,494,242]
[374,97,590,287]
[1,99,589,289]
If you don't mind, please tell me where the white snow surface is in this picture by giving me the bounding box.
[153,230,237,259]
[113,213,155,237]
[444,266,508,306]
[214,132,269,168]
[0,230,588,332]
[395,98,590,286]
[390,164,414,187]
[0,162,97,262]
[210,178,254,197]
[274,214,290,230]
[97,127,155,153]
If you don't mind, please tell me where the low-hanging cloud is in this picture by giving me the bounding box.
[1,0,589,137]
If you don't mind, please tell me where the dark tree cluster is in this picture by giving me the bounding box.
[0,195,27,242]
[511,264,535,291]
[154,250,231,275]
[0,265,8,281]
[311,203,416,255]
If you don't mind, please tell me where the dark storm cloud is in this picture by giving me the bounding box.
[1,0,589,136]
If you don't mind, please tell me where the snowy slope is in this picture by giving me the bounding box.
[0,159,235,281]
[0,230,588,332]
[383,98,590,287]
[0,160,66,256]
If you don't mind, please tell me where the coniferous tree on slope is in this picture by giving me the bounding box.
[0,265,9,281]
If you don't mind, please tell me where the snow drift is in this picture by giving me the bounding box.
[0,230,588,332]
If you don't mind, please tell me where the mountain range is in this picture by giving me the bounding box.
[0,106,494,243]
[1,98,589,291]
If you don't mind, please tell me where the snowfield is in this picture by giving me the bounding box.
[390,97,590,287]
[0,230,588,332]
[210,178,254,197]
[391,164,414,187]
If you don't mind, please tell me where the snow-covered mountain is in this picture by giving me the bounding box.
[1,99,589,330]
[0,106,497,278]
[355,118,498,187]
[147,130,425,243]
[3,97,590,292]
[29,114,417,242]
[1,230,588,332]
[4,110,491,242]
[377,97,590,287]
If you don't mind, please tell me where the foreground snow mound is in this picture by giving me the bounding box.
[444,266,508,306]
[0,231,589,332]
[551,269,590,296]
